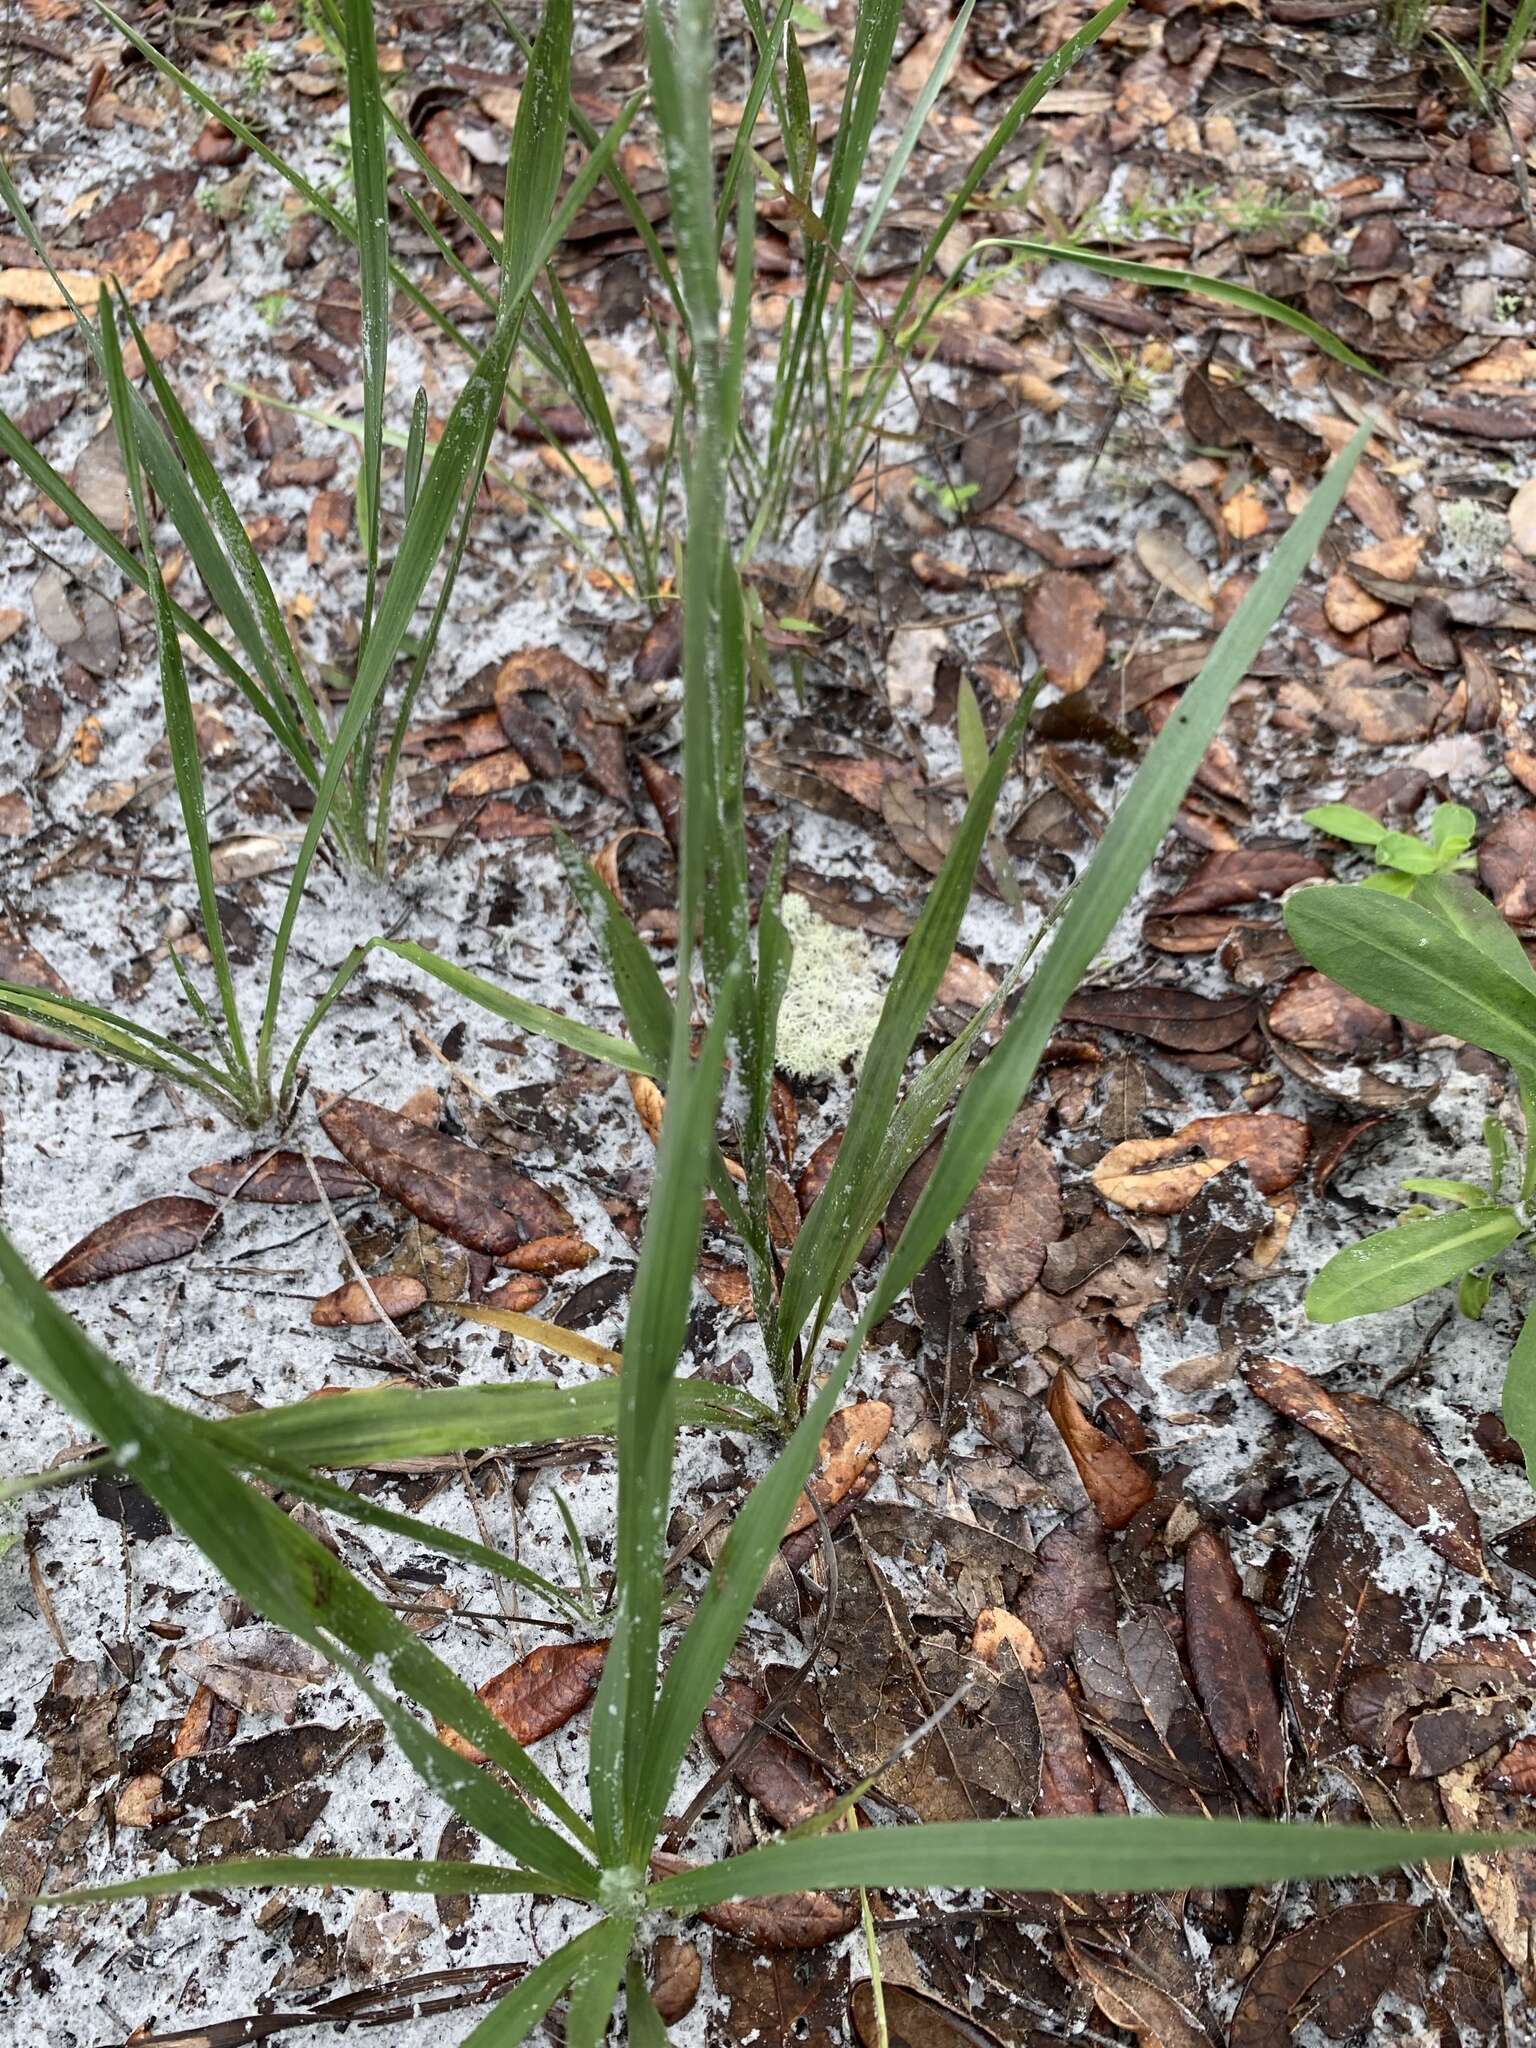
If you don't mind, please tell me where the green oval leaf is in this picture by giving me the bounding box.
[1284,882,1536,1070]
[1306,1206,1521,1324]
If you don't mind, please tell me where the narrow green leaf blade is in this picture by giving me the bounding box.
[647,1816,1536,1907]
[342,0,391,600]
[640,428,1369,1855]
[1503,1303,1536,1484]
[983,240,1378,376]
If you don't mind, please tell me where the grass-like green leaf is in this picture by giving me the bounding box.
[460,1924,601,2048]
[963,240,1379,376]
[211,1377,771,1467]
[1285,882,1536,1071]
[256,0,574,1098]
[1305,1206,1521,1323]
[646,1815,1536,1906]
[589,987,739,1862]
[637,425,1369,1856]
[99,290,254,1110]
[342,0,391,622]
[774,686,1036,1365]
[1503,1302,1536,1482]
[0,1229,598,1889]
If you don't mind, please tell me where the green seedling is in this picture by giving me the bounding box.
[913,474,980,518]
[1304,799,1478,893]
[1286,865,1536,1475]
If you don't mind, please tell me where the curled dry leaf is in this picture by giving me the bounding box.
[43,1195,217,1290]
[1136,527,1215,613]
[480,1272,546,1313]
[628,1072,666,1145]
[1093,1114,1308,1216]
[784,1397,893,1538]
[311,1274,429,1328]
[1182,1527,1287,1812]
[496,1233,596,1276]
[494,645,627,802]
[1046,1373,1154,1531]
[438,1640,608,1763]
[651,1852,857,1948]
[702,1678,835,1829]
[972,1607,1046,1675]
[0,926,75,1049]
[318,1095,572,1260]
[189,1151,372,1205]
[1244,1357,1486,1580]
[1479,809,1536,927]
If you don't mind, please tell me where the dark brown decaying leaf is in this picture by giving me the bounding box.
[715,1939,848,2048]
[966,1108,1063,1310]
[1229,1900,1427,2048]
[437,1640,607,1764]
[1021,571,1106,693]
[189,1151,373,1204]
[311,1275,429,1327]
[649,1936,702,2024]
[1061,984,1258,1053]
[318,1096,573,1259]
[1075,1615,1235,1819]
[1181,365,1323,473]
[43,1195,217,1290]
[1244,1358,1486,1580]
[1047,1374,1155,1531]
[652,1854,857,1948]
[1182,1526,1287,1812]
[851,1979,1005,2047]
[494,645,628,802]
[0,926,75,1049]
[1154,846,1325,917]
[1479,809,1536,927]
[1283,1490,1414,1761]
[1067,1918,1221,2048]
[1267,970,1394,1058]
[702,1678,834,1829]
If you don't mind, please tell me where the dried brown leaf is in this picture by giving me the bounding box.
[1047,1374,1154,1531]
[43,1194,216,1290]
[1245,1357,1486,1580]
[318,1095,572,1259]
[438,1640,607,1763]
[1183,1527,1287,1811]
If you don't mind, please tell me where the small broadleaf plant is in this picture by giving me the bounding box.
[1303,798,1477,894]
[1285,860,1536,1473]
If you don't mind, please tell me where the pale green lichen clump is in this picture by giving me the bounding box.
[1439,496,1510,577]
[773,892,887,1079]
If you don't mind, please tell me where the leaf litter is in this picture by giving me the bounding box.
[3,2,1536,2045]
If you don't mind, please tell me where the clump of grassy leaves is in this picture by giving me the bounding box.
[0,0,1522,2032]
